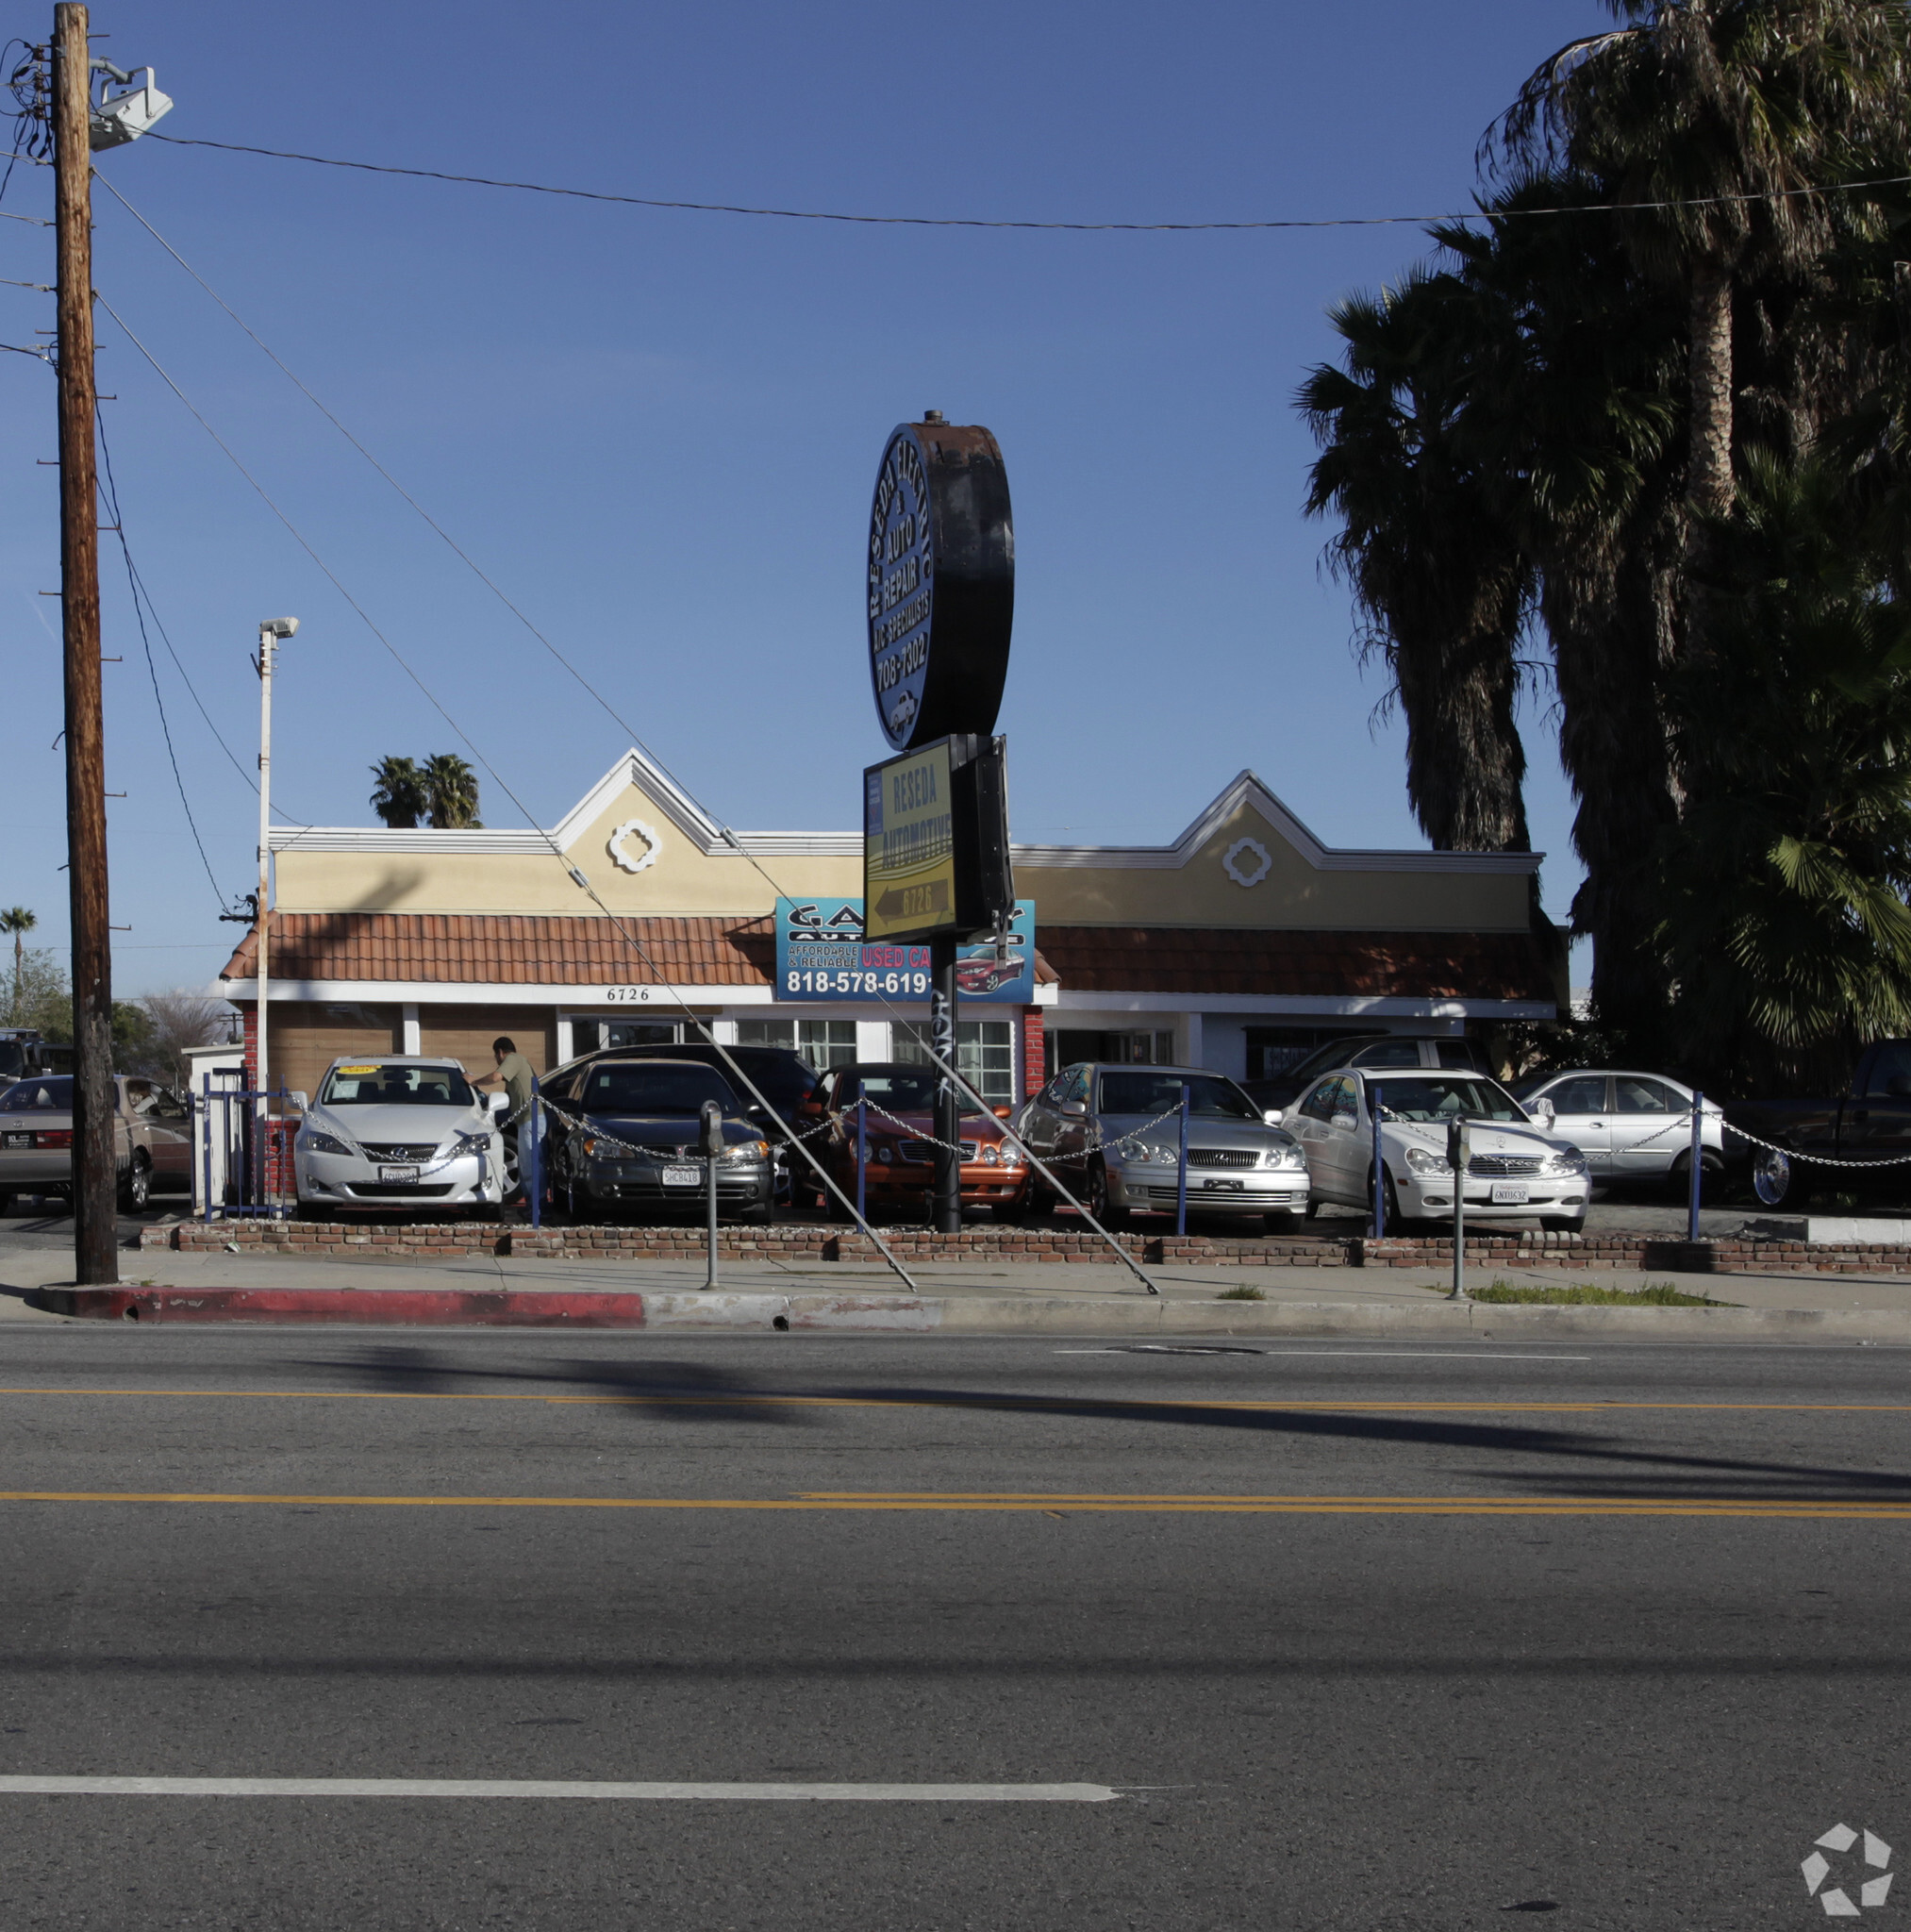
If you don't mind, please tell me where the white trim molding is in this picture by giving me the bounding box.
[220,976,1061,1009]
[1053,991,1555,1020]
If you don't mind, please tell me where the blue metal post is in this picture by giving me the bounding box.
[200,1071,214,1224]
[1687,1090,1704,1243]
[1175,1085,1190,1237]
[1371,1082,1386,1239]
[527,1079,542,1229]
[856,1095,868,1224]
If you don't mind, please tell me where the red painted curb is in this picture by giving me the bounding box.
[40,1289,651,1326]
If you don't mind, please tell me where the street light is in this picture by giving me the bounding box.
[255,619,297,1176]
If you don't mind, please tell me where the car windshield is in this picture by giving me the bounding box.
[581,1064,739,1116]
[721,1050,817,1109]
[1278,1039,1382,1089]
[0,1042,25,1082]
[1099,1072,1260,1120]
[319,1064,475,1108]
[0,1076,71,1112]
[851,1071,986,1118]
[1372,1075,1527,1124]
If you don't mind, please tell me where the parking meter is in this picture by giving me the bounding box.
[700,1100,726,1159]
[1446,1119,1471,1173]
[1445,1118,1471,1301]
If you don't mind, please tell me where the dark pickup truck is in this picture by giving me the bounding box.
[1726,1040,1911,1207]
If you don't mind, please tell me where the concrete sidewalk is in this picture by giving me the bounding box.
[8,1237,1911,1338]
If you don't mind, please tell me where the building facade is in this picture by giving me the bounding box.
[220,751,1563,1105]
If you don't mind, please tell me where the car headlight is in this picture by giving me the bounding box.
[300,1130,351,1158]
[1404,1146,1445,1175]
[1542,1148,1587,1174]
[999,1143,1025,1167]
[1119,1141,1173,1165]
[454,1133,490,1157]
[981,1145,1001,1166]
[719,1140,770,1165]
[1265,1144,1306,1170]
[873,1142,896,1164]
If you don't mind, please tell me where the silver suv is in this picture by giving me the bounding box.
[1015,1062,1310,1230]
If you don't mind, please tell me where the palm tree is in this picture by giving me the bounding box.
[0,907,35,1023]
[1492,1,1910,554]
[1298,268,1534,853]
[369,756,426,828]
[422,754,482,829]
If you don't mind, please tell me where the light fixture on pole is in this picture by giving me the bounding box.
[254,617,297,1189]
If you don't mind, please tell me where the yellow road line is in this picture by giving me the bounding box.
[0,1491,1904,1518]
[1,1389,1907,1416]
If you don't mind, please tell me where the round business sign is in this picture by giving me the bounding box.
[867,417,1013,752]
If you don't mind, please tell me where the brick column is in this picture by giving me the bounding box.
[241,1004,258,1086]
[1022,1006,1045,1100]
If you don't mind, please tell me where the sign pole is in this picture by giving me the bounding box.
[1370,1082,1386,1240]
[931,935,960,1233]
[856,1095,867,1224]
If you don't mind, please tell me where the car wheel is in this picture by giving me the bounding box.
[1086,1159,1127,1230]
[1752,1144,1796,1208]
[1667,1148,1726,1205]
[117,1156,150,1213]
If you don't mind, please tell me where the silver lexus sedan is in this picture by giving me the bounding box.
[293,1058,508,1216]
[1014,1061,1311,1230]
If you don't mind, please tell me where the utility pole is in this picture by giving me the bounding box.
[253,619,297,1137]
[53,2,114,1286]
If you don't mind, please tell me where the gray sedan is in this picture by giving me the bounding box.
[0,1074,193,1212]
[1015,1061,1310,1229]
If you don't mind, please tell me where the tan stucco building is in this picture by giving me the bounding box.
[220,750,1564,1106]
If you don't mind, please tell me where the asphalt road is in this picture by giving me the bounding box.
[1,1329,1907,1929]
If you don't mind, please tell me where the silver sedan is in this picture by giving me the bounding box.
[293,1058,508,1216]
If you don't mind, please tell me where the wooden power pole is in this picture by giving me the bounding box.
[53,1,116,1287]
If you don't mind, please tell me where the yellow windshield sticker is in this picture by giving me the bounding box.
[335,1065,382,1076]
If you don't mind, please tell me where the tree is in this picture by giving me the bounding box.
[369,756,427,828]
[422,753,482,829]
[1297,268,1534,853]
[1655,453,1911,1088]
[133,991,239,1091]
[1492,1,1910,560]
[0,907,35,1023]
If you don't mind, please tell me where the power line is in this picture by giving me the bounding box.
[144,129,1911,232]
[93,407,229,911]
[95,172,733,841]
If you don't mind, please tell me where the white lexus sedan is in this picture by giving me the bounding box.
[293,1058,508,1216]
[1285,1066,1590,1232]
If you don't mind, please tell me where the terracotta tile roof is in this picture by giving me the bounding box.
[222,913,1060,989]
[1032,925,1558,1002]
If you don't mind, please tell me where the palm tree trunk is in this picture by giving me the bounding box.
[1685,262,1735,540]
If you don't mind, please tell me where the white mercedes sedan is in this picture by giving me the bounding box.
[1285,1066,1590,1232]
[293,1058,508,1216]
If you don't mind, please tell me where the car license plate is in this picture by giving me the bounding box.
[1201,1177,1242,1191]
[663,1167,701,1187]
[378,1165,421,1185]
[3,1132,28,1149]
[1490,1182,1530,1204]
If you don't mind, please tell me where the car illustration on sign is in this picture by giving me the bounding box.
[956,954,1026,995]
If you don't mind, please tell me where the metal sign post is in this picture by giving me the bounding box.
[1175,1084,1190,1237]
[700,1099,724,1290]
[1687,1091,1704,1243]
[1370,1082,1387,1239]
[930,940,961,1233]
[1447,1117,1472,1300]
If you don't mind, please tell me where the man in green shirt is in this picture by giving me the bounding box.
[475,1036,536,1209]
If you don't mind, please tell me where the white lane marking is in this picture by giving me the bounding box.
[0,1776,1119,1803]
[1052,1349,1590,1361]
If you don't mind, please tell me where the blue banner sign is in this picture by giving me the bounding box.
[773,899,1036,1004]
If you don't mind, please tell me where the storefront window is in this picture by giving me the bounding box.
[736,1019,858,1072]
[572,1019,680,1057]
[894,1020,1015,1105]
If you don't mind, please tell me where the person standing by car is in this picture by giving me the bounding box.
[475,1037,535,1204]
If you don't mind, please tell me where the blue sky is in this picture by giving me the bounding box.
[0,0,1595,996]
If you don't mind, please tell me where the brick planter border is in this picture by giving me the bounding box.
[136,1219,1911,1276]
